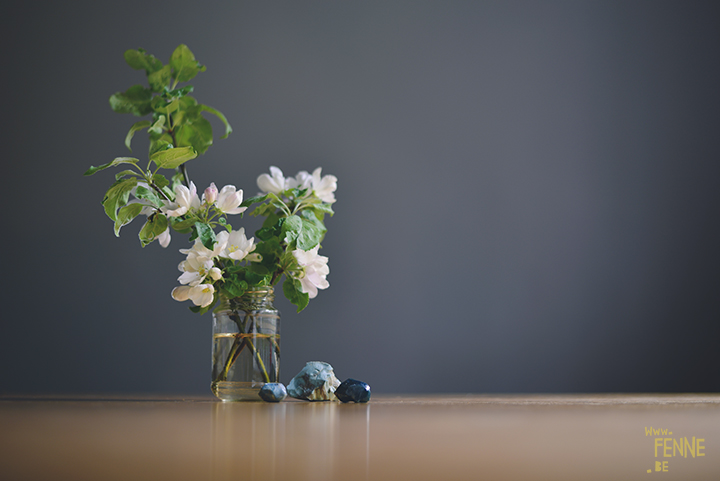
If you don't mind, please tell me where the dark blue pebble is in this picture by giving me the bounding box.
[259,383,287,402]
[335,379,371,403]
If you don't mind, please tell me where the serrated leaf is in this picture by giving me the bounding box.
[195,222,216,250]
[124,120,151,152]
[296,217,323,251]
[200,104,232,139]
[124,49,163,73]
[170,217,195,233]
[102,178,138,221]
[240,193,269,208]
[152,174,170,189]
[222,277,248,299]
[281,215,303,245]
[170,44,203,83]
[115,169,140,180]
[311,203,334,216]
[175,116,213,155]
[147,64,171,92]
[150,146,197,169]
[138,213,168,247]
[114,202,144,236]
[283,277,309,313]
[147,115,166,135]
[148,133,173,157]
[84,157,140,176]
[109,85,153,116]
[167,85,194,97]
[135,185,162,208]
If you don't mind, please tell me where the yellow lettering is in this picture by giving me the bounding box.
[662,461,668,472]
[673,438,684,457]
[684,437,696,458]
[697,438,705,457]
[655,438,664,457]
[645,427,653,436]
[663,438,672,457]
[655,461,662,471]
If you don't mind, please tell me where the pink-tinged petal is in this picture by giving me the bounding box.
[203,182,218,204]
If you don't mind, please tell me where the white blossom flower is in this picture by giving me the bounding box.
[203,183,218,205]
[217,228,256,261]
[257,166,286,195]
[215,185,247,215]
[310,168,337,204]
[286,170,313,191]
[179,236,227,260]
[164,181,201,217]
[292,246,330,299]
[171,283,215,307]
[177,253,215,287]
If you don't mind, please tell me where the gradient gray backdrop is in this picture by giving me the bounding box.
[3,1,720,395]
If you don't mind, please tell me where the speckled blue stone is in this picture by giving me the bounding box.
[335,379,371,403]
[259,383,287,402]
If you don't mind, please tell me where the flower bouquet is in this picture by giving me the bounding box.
[85,45,336,399]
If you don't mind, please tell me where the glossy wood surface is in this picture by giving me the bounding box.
[1,394,719,480]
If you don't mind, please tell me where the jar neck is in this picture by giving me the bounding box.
[221,287,275,312]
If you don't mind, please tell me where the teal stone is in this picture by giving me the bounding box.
[287,361,341,401]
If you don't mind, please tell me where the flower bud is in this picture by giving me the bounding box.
[204,182,218,205]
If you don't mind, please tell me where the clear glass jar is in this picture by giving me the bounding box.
[211,287,280,401]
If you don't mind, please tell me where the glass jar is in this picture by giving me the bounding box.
[211,287,280,401]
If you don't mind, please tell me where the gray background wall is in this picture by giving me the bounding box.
[2,1,719,395]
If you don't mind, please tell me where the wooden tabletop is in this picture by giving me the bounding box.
[1,394,719,480]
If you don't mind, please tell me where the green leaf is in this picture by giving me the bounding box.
[200,104,232,139]
[151,173,170,189]
[135,185,162,208]
[124,49,163,73]
[102,178,138,221]
[138,213,168,247]
[251,201,279,218]
[240,193,269,208]
[170,217,195,233]
[175,116,213,155]
[222,277,248,299]
[115,169,140,180]
[150,146,197,169]
[147,64,171,92]
[84,157,140,176]
[168,85,194,98]
[311,203,335,217]
[114,202,144,236]
[296,215,324,251]
[148,133,173,157]
[170,44,204,83]
[283,277,309,313]
[109,85,153,116]
[195,222,216,250]
[281,215,303,245]
[147,115,166,135]
[124,120,151,152]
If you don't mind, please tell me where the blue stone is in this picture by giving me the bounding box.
[335,379,371,403]
[259,383,287,402]
[287,361,341,401]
